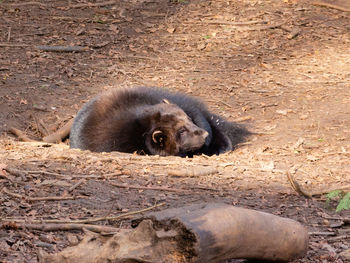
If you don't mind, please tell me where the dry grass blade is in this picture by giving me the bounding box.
[286,172,312,198]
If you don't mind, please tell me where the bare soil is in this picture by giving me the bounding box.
[1,0,350,262]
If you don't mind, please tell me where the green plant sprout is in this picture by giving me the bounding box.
[326,190,350,212]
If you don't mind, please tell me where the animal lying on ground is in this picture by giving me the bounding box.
[69,87,249,156]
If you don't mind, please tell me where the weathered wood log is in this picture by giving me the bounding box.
[39,203,308,263]
[144,203,309,262]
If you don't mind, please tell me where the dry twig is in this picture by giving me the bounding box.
[33,116,48,137]
[287,172,312,198]
[168,167,218,177]
[5,168,65,178]
[0,168,14,183]
[7,27,11,42]
[0,43,30,47]
[51,16,89,22]
[110,182,187,193]
[280,25,301,39]
[0,173,13,182]
[9,127,36,142]
[27,170,66,178]
[309,184,350,196]
[5,167,122,180]
[309,231,336,236]
[188,20,268,26]
[2,203,165,224]
[29,195,87,202]
[36,45,89,52]
[214,22,285,32]
[312,1,350,12]
[3,1,47,7]
[2,187,87,202]
[235,116,253,122]
[43,119,73,143]
[68,179,85,193]
[2,187,24,199]
[66,1,116,9]
[4,168,26,179]
[4,222,119,233]
[287,172,350,197]
[320,214,350,223]
[63,203,166,224]
[219,100,232,108]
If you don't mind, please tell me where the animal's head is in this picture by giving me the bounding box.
[144,101,208,156]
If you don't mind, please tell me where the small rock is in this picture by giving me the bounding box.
[66,234,79,246]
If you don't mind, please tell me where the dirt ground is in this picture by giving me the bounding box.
[1,0,350,262]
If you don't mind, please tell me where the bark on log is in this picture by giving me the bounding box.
[40,203,308,263]
[145,203,308,262]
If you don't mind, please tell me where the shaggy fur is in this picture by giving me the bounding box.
[70,87,249,156]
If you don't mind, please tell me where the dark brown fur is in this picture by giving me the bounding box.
[70,89,208,156]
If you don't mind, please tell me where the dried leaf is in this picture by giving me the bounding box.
[306,155,319,162]
[293,137,304,149]
[260,161,274,172]
[167,27,175,34]
[276,109,287,115]
[109,24,119,34]
[20,99,28,105]
[197,43,206,50]
[0,163,7,173]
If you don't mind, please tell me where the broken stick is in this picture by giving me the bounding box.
[9,127,36,142]
[43,119,73,143]
[287,172,312,198]
[2,187,87,202]
[3,222,119,233]
[36,45,89,52]
[312,1,350,12]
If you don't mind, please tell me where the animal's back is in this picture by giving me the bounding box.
[70,88,153,152]
[69,97,98,150]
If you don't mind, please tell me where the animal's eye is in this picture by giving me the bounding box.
[178,127,187,135]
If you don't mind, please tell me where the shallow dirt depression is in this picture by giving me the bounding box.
[1,0,350,262]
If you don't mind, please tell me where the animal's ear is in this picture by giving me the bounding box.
[136,111,161,128]
[152,130,164,145]
[152,111,161,122]
[161,113,176,122]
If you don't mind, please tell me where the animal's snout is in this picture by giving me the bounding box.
[194,129,208,139]
[202,130,209,139]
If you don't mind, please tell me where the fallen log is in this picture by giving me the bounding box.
[39,203,308,263]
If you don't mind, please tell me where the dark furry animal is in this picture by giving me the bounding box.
[70,88,209,156]
[70,87,249,156]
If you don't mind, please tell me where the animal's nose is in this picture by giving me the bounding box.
[202,130,209,139]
